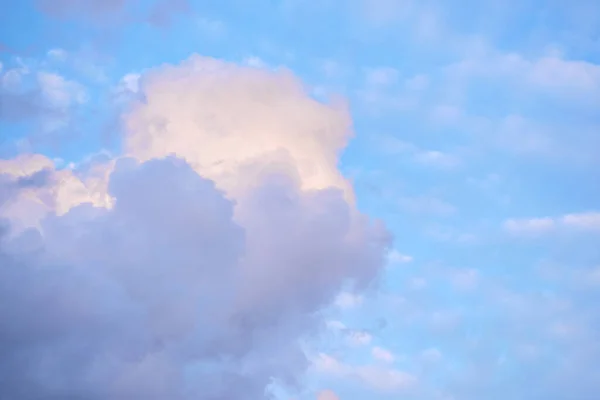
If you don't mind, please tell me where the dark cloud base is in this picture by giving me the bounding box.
[0,156,390,400]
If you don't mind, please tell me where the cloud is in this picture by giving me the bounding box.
[561,212,600,230]
[313,353,416,393]
[369,240,600,400]
[243,56,269,69]
[36,0,127,19]
[112,72,142,105]
[355,365,417,392]
[0,90,52,122]
[450,268,479,291]
[335,292,365,309]
[447,48,600,103]
[326,320,347,331]
[420,348,442,363]
[37,72,87,108]
[36,0,191,27]
[317,389,341,400]
[122,55,355,201]
[347,330,373,346]
[358,0,415,27]
[0,55,391,399]
[195,17,226,37]
[0,154,113,234]
[413,150,461,169]
[365,67,399,86]
[46,48,108,82]
[503,217,557,235]
[0,168,53,207]
[319,59,348,80]
[504,212,600,235]
[372,136,461,169]
[356,68,417,114]
[147,0,191,27]
[0,62,86,130]
[47,48,68,62]
[398,195,457,216]
[372,346,395,363]
[430,104,462,124]
[388,249,413,264]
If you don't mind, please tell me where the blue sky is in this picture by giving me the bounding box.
[1,1,600,400]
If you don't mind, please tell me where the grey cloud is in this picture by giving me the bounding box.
[0,156,390,399]
[0,168,53,206]
[36,0,191,26]
[147,0,191,27]
[36,0,128,19]
[15,168,53,188]
[0,90,58,122]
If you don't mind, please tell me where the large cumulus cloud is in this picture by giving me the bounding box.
[0,55,390,399]
[122,55,355,201]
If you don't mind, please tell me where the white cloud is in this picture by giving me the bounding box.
[373,136,460,169]
[356,89,417,113]
[398,195,456,216]
[313,353,346,375]
[317,389,340,400]
[365,67,399,86]
[388,249,413,264]
[494,115,556,156]
[504,217,556,235]
[0,55,391,400]
[425,225,477,244]
[355,365,417,392]
[413,150,461,169]
[37,71,87,108]
[450,268,479,291]
[561,212,600,230]
[372,346,395,363]
[504,212,600,235]
[44,47,108,82]
[47,48,68,62]
[0,154,113,233]
[1,60,88,126]
[313,353,416,392]
[123,55,354,201]
[326,320,346,331]
[420,348,442,363]
[118,72,141,93]
[347,330,373,346]
[430,104,462,124]
[243,56,267,68]
[319,59,347,79]
[335,292,364,309]
[1,63,28,88]
[447,48,600,101]
[113,72,141,104]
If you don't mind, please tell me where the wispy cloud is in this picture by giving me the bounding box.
[313,353,417,392]
[504,212,600,235]
[372,135,461,169]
